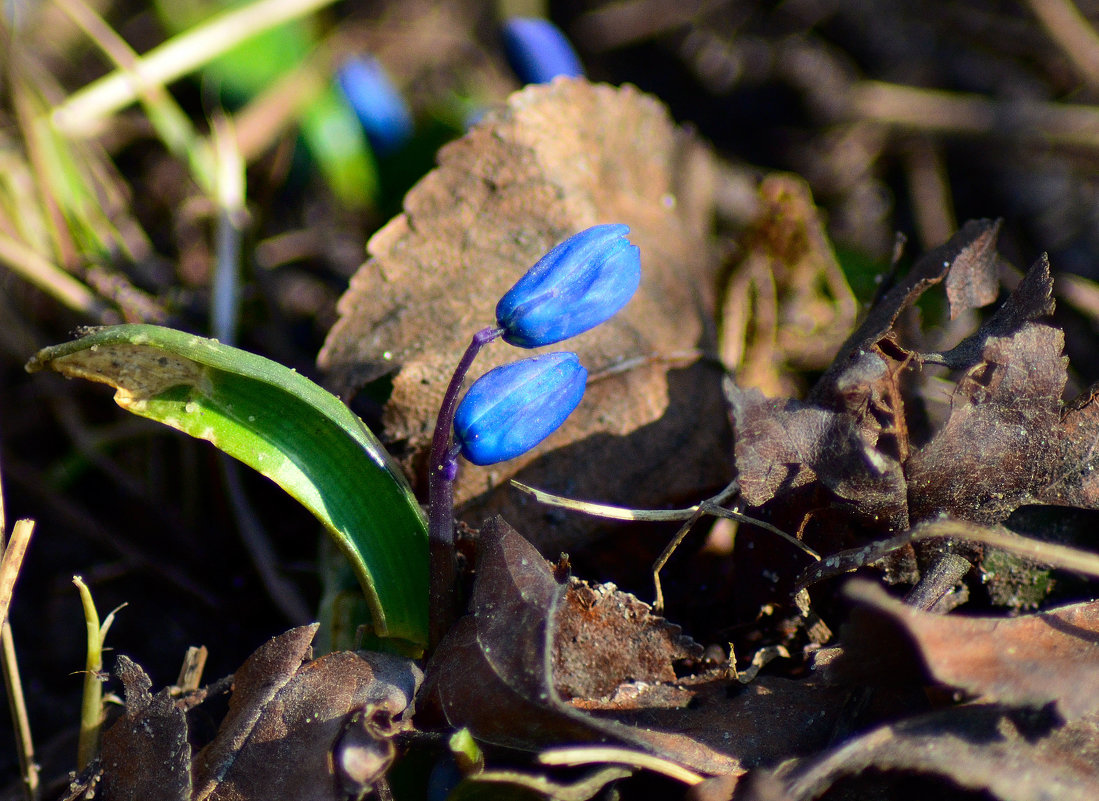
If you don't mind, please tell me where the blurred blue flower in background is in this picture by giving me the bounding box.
[502,17,585,85]
[336,56,414,155]
[454,352,587,465]
[496,223,641,348]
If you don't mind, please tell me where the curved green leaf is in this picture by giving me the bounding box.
[27,324,428,649]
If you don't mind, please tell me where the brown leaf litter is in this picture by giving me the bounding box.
[71,626,421,801]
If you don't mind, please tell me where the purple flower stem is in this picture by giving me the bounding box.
[428,325,504,649]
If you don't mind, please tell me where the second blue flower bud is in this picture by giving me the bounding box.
[454,352,587,466]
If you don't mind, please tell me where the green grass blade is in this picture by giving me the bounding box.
[27,324,428,649]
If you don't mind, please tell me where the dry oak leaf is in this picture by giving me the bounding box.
[843,580,1099,720]
[319,79,726,553]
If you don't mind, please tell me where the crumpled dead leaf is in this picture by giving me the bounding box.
[907,321,1066,523]
[726,218,1099,565]
[574,673,850,783]
[195,627,421,801]
[943,218,1003,319]
[708,576,1099,801]
[811,219,1001,408]
[93,625,421,801]
[420,517,893,783]
[722,222,1004,542]
[725,378,907,529]
[319,79,728,553]
[98,655,194,801]
[420,517,739,775]
[1040,384,1099,508]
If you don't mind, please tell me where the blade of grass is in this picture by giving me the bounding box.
[0,231,109,318]
[53,0,341,136]
[6,48,138,281]
[72,576,102,770]
[53,0,216,192]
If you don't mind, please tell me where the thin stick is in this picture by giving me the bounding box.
[702,503,820,561]
[510,478,741,522]
[0,622,38,801]
[651,507,705,613]
[849,80,1099,150]
[0,457,39,801]
[1025,0,1099,91]
[797,517,1099,591]
[911,519,1099,578]
[510,478,819,553]
[0,519,34,631]
[0,514,39,801]
[511,479,820,611]
[537,745,704,785]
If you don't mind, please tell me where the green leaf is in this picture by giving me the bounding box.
[300,87,379,210]
[27,324,428,650]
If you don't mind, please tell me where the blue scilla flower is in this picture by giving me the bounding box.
[454,352,587,466]
[336,56,413,155]
[502,17,585,85]
[496,224,641,348]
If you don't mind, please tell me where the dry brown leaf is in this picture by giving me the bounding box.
[192,625,320,799]
[843,580,1099,719]
[202,648,420,801]
[579,674,850,779]
[318,79,726,553]
[811,219,1000,407]
[1038,383,1099,509]
[907,323,1067,523]
[943,218,1002,319]
[724,378,907,528]
[98,655,192,801]
[188,625,421,801]
[552,578,701,700]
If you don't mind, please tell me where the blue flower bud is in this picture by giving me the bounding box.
[336,56,413,155]
[502,17,585,85]
[496,224,641,348]
[454,352,587,466]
